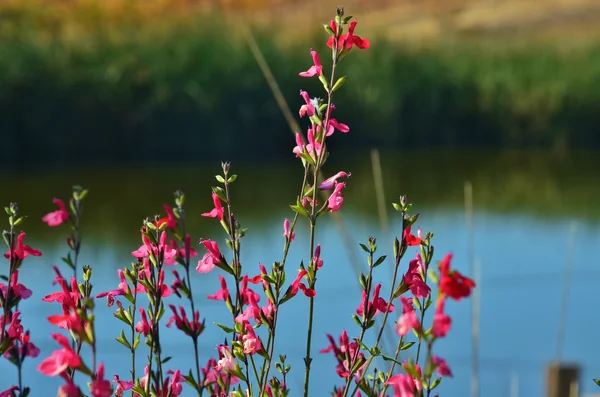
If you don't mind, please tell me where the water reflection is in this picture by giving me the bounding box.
[1,149,599,396]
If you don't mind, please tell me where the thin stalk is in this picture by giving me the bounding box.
[1,221,16,342]
[179,206,202,393]
[341,247,375,397]
[350,215,407,396]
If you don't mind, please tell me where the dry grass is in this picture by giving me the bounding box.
[2,0,600,46]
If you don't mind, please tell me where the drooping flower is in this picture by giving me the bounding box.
[42,198,70,227]
[403,255,430,298]
[432,355,453,377]
[216,345,237,372]
[239,321,262,355]
[207,275,230,302]
[385,373,415,397]
[327,182,346,212]
[356,283,394,318]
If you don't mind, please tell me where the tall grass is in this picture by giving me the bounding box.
[1,2,600,166]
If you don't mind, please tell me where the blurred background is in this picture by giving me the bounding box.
[1,0,600,396]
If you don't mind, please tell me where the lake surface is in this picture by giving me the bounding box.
[1,149,600,397]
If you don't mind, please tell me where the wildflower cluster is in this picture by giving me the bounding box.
[0,8,479,397]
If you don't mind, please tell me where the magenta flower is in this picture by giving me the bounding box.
[132,232,177,265]
[135,308,152,336]
[395,297,419,336]
[37,333,82,377]
[283,218,295,242]
[0,387,19,397]
[432,355,453,377]
[385,373,415,397]
[90,363,112,397]
[207,275,230,302]
[432,297,452,338]
[299,49,323,78]
[196,239,222,273]
[319,171,351,190]
[3,233,42,261]
[327,182,346,212]
[298,90,316,118]
[42,198,70,227]
[201,192,225,222]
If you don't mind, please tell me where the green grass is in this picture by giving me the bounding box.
[1,7,600,166]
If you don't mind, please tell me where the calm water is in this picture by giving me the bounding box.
[1,150,600,397]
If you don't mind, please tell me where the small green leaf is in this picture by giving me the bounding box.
[373,255,387,268]
[594,379,600,387]
[215,322,235,333]
[215,175,226,183]
[115,330,131,349]
[331,76,346,92]
[359,243,370,253]
[400,341,415,350]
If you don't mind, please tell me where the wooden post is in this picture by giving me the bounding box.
[546,363,580,397]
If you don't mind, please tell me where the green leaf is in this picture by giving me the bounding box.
[380,354,403,366]
[359,243,370,253]
[429,377,442,390]
[400,341,415,350]
[115,330,131,349]
[215,322,235,333]
[228,175,238,183]
[392,203,402,212]
[290,204,309,218]
[331,76,346,93]
[215,175,226,183]
[594,379,600,387]
[161,356,172,364]
[373,255,387,268]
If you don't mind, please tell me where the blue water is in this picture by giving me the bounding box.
[1,208,598,397]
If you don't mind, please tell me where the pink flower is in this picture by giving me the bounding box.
[37,333,82,376]
[135,309,152,336]
[404,255,430,298]
[90,363,112,397]
[298,90,316,118]
[58,373,80,397]
[4,233,42,261]
[0,270,32,300]
[216,345,237,372]
[327,182,346,212]
[289,269,315,298]
[432,355,453,377]
[201,192,225,222]
[240,321,262,354]
[112,375,134,397]
[196,239,222,273]
[132,232,177,265]
[95,269,132,306]
[395,297,419,336]
[166,305,204,338]
[42,198,70,227]
[283,218,295,242]
[385,373,415,397]
[356,283,394,318]
[432,297,452,338]
[207,275,230,302]
[299,49,323,78]
[319,171,351,190]
[166,369,184,396]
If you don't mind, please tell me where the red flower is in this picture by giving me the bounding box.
[4,233,42,261]
[439,253,475,300]
[327,20,370,51]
